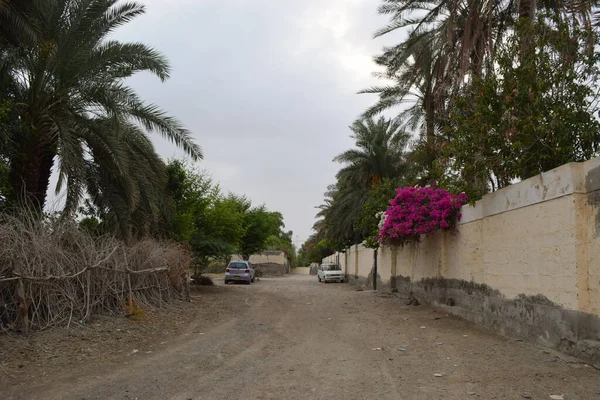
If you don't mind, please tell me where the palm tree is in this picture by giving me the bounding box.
[361,37,449,177]
[334,117,411,189]
[314,117,412,248]
[0,0,37,46]
[80,117,171,239]
[0,0,201,214]
[375,0,597,75]
[375,0,516,79]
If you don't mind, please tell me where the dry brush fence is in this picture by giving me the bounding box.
[0,215,191,333]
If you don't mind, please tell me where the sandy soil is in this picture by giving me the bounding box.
[1,275,599,400]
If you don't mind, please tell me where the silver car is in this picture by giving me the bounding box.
[224,260,256,284]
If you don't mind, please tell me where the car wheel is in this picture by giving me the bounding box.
[251,277,255,282]
[318,276,321,282]
[224,280,228,285]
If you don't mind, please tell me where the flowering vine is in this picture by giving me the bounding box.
[378,186,468,245]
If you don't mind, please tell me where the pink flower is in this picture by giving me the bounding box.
[378,187,468,245]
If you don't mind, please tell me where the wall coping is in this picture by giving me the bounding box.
[459,157,600,224]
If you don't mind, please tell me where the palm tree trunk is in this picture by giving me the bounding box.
[9,135,55,211]
[424,87,436,170]
[518,0,537,63]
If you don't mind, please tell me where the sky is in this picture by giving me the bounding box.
[64,0,405,248]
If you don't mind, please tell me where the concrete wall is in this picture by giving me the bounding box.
[324,157,600,363]
[231,251,288,266]
[231,251,289,276]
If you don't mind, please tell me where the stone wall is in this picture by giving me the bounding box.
[322,157,600,363]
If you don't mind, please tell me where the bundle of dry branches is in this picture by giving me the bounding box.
[0,214,191,333]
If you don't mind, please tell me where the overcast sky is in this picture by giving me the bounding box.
[109,0,403,247]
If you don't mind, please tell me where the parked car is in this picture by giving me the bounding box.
[317,263,344,283]
[224,260,256,284]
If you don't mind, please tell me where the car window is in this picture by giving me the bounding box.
[323,265,341,271]
[228,262,248,269]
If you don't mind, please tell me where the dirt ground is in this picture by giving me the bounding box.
[1,275,600,400]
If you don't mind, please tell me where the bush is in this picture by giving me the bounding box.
[191,274,214,286]
[378,186,468,245]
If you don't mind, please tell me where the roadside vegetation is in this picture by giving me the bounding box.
[0,0,294,333]
[300,0,600,260]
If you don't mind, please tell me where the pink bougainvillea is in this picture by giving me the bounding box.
[378,187,468,245]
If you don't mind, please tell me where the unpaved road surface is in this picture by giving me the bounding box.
[2,275,600,399]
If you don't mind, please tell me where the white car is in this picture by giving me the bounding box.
[317,263,344,283]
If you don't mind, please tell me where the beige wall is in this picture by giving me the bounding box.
[232,251,288,265]
[324,157,600,316]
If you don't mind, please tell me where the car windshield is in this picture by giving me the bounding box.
[323,265,341,271]
[228,262,248,269]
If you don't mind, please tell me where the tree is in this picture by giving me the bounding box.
[445,14,600,200]
[364,0,600,200]
[163,161,247,268]
[361,39,449,182]
[239,207,283,260]
[0,0,201,216]
[264,232,297,265]
[334,117,411,188]
[358,179,399,248]
[313,117,414,251]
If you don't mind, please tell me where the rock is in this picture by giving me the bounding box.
[436,342,444,345]
[399,348,407,352]
[549,396,564,400]
[522,394,532,399]
[433,373,443,377]
[467,392,476,396]
[419,326,426,329]
[406,295,420,306]
[372,348,383,351]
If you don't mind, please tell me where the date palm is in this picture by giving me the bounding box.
[334,117,411,189]
[362,36,448,151]
[1,0,201,216]
[375,0,597,77]
[316,118,413,248]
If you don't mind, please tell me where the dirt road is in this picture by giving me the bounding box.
[3,275,600,399]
